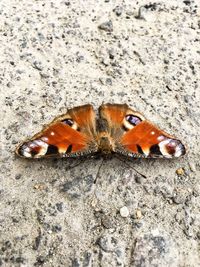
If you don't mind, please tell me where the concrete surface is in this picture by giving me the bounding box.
[0,0,200,266]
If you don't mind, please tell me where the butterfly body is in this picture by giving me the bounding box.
[16,104,186,159]
[95,133,114,155]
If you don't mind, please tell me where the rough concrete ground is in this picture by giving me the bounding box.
[0,0,200,266]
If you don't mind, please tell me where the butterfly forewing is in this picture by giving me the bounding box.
[16,105,98,158]
[120,121,186,158]
[100,103,186,159]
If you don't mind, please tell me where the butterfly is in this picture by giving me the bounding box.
[15,103,186,159]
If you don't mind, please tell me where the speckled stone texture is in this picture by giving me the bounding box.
[0,0,200,266]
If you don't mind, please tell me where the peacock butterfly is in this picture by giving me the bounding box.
[16,104,186,159]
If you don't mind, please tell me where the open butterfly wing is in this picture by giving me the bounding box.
[100,103,186,158]
[120,121,186,158]
[16,104,97,158]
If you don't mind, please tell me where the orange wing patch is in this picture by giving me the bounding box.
[40,123,89,153]
[16,122,90,158]
[121,121,185,158]
[121,121,166,154]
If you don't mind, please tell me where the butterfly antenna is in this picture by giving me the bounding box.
[115,155,147,179]
[93,159,104,184]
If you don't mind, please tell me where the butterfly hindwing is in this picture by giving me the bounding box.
[16,104,98,158]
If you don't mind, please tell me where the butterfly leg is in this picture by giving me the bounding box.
[115,154,147,179]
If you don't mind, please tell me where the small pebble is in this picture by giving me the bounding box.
[101,215,115,229]
[56,202,64,212]
[113,6,123,16]
[52,224,62,232]
[135,209,142,219]
[136,6,147,20]
[15,174,22,180]
[176,168,185,176]
[135,5,157,21]
[120,206,129,217]
[34,183,46,190]
[98,20,113,32]
[189,162,196,172]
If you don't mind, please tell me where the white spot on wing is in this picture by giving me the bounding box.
[157,135,165,141]
[33,140,48,158]
[174,143,185,157]
[29,143,35,148]
[23,147,32,158]
[41,136,49,143]
[71,122,78,130]
[174,149,182,158]
[170,141,176,147]
[123,119,134,130]
[158,139,173,158]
